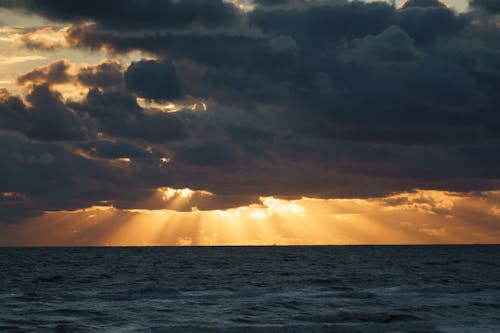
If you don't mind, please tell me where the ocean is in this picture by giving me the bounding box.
[0,246,499,332]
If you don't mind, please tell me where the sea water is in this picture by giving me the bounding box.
[0,246,499,332]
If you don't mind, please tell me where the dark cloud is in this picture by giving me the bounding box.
[74,88,187,142]
[77,61,124,90]
[24,84,86,141]
[125,59,181,100]
[250,1,395,47]
[396,6,467,44]
[0,132,169,223]
[78,140,161,160]
[226,125,274,144]
[470,0,500,13]
[17,59,71,85]
[0,0,240,29]
[252,0,296,6]
[338,25,421,65]
[176,142,239,167]
[1,85,85,141]
[400,0,448,9]
[17,59,124,90]
[1,0,500,221]
[65,26,267,69]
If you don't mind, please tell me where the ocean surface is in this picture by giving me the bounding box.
[0,246,499,332]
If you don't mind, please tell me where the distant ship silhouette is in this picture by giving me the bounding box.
[400,0,449,9]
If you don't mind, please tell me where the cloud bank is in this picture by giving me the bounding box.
[1,0,500,226]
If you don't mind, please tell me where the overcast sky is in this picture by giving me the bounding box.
[1,0,500,245]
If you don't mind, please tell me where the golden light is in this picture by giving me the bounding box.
[190,102,207,111]
[261,197,305,216]
[226,0,254,12]
[1,190,500,246]
[137,98,208,113]
[0,26,70,50]
[165,103,176,110]
[0,27,19,42]
[160,187,196,200]
[20,26,70,50]
[154,187,214,212]
[399,0,450,10]
[0,55,46,65]
[212,197,304,222]
[1,192,24,198]
[14,59,117,101]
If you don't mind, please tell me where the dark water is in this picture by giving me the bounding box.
[1,246,500,332]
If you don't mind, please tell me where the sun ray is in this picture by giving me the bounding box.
[1,190,500,246]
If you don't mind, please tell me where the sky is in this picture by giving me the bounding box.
[1,0,500,246]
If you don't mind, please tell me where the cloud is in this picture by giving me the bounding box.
[74,88,187,142]
[396,6,467,44]
[1,85,85,141]
[16,59,124,90]
[474,48,500,77]
[470,0,500,13]
[17,59,72,85]
[77,60,124,89]
[176,142,239,166]
[0,0,241,29]
[124,59,181,100]
[1,0,500,224]
[338,25,421,65]
[400,0,448,9]
[269,35,299,56]
[78,140,161,160]
[20,26,70,50]
[2,190,500,245]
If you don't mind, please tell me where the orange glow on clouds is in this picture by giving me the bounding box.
[0,26,69,51]
[1,190,500,246]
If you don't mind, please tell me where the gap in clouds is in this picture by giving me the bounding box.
[1,190,499,246]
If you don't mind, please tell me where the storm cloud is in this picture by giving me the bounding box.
[0,0,240,29]
[125,59,181,100]
[471,0,500,13]
[1,0,500,223]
